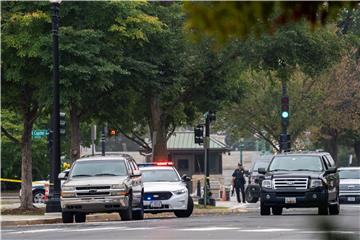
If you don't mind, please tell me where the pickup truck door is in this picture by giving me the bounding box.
[128,160,142,206]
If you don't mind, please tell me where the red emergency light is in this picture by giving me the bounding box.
[155,161,173,166]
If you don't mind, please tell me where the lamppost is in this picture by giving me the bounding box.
[239,138,244,166]
[46,0,62,213]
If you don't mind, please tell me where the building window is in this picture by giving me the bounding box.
[178,159,189,171]
[194,154,204,174]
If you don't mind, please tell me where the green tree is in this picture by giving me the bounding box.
[184,1,357,44]
[1,1,51,209]
[101,2,243,161]
[217,22,345,153]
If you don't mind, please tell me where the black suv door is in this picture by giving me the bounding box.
[321,155,339,202]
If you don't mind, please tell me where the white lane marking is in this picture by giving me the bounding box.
[300,231,357,234]
[178,227,241,231]
[122,227,155,231]
[6,228,64,234]
[238,228,297,232]
[71,227,126,232]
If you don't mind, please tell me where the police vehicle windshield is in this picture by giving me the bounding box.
[141,169,180,182]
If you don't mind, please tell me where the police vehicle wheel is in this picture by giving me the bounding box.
[260,202,270,215]
[32,190,45,204]
[75,213,86,223]
[120,194,133,221]
[174,196,194,218]
[318,205,329,215]
[62,212,74,223]
[133,194,144,220]
[272,207,283,215]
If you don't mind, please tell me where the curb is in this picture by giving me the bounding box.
[1,209,248,227]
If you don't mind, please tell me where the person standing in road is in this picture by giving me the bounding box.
[232,163,247,203]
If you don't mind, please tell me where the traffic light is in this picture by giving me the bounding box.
[281,96,289,127]
[207,111,216,122]
[194,124,204,145]
[279,133,291,152]
[108,128,118,136]
[60,112,66,135]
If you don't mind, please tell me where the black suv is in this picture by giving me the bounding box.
[258,152,339,216]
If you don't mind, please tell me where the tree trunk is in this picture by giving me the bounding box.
[20,116,34,209]
[354,140,360,166]
[149,96,168,161]
[70,104,81,161]
[321,127,338,162]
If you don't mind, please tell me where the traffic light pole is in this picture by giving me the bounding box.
[101,126,106,156]
[203,117,210,208]
[280,79,290,152]
[46,2,61,212]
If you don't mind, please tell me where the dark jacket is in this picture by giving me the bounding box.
[232,169,246,187]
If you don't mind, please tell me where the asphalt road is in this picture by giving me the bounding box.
[1,205,359,240]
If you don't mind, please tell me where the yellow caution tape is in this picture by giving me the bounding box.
[0,178,22,183]
[0,178,48,185]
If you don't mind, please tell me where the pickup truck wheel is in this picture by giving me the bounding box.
[318,205,329,215]
[33,190,45,204]
[272,207,283,215]
[133,194,144,220]
[120,195,133,221]
[174,196,194,218]
[260,202,270,216]
[75,213,86,223]
[62,212,74,223]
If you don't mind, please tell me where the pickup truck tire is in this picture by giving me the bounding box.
[120,195,133,221]
[133,194,144,220]
[75,213,86,223]
[318,205,329,215]
[62,212,74,223]
[260,202,270,215]
[33,190,45,204]
[272,207,283,215]
[174,196,194,218]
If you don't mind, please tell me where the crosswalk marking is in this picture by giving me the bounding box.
[238,228,297,232]
[178,227,240,231]
[6,228,64,234]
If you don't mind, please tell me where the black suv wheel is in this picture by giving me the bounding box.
[260,202,270,215]
[174,196,194,218]
[318,204,329,215]
[75,213,86,223]
[272,207,283,215]
[62,212,74,223]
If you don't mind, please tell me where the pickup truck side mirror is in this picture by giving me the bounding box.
[182,174,191,182]
[258,168,267,175]
[132,169,142,177]
[325,167,337,175]
[58,171,68,180]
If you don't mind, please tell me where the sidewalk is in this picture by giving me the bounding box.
[1,199,251,227]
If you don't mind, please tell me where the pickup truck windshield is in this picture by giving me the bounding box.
[70,160,127,177]
[269,156,323,172]
[141,169,180,182]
